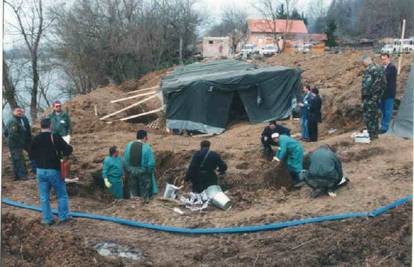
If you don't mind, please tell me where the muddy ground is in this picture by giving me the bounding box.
[2,50,413,266]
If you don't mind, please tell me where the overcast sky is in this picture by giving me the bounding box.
[3,0,331,49]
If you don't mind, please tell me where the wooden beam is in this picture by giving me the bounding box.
[100,94,158,120]
[119,107,163,121]
[397,19,406,75]
[126,85,159,95]
[110,91,157,103]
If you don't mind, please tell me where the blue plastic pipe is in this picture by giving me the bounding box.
[2,195,412,235]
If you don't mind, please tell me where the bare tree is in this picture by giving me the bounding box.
[4,0,55,121]
[209,9,248,53]
[2,60,19,109]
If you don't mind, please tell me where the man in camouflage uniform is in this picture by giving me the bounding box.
[361,56,386,140]
[6,107,28,180]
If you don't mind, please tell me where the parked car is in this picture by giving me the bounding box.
[241,44,259,55]
[381,44,395,54]
[260,44,278,56]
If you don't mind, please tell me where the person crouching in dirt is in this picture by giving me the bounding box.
[302,144,349,198]
[123,130,158,203]
[103,146,124,199]
[261,120,291,160]
[185,140,227,193]
[271,133,304,187]
[30,118,73,225]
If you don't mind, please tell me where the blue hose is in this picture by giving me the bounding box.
[2,195,412,235]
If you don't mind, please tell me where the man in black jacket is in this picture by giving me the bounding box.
[379,53,397,133]
[261,120,291,159]
[185,140,227,193]
[307,88,322,142]
[31,118,73,225]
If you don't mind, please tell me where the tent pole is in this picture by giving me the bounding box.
[111,91,157,103]
[119,107,163,121]
[100,94,158,120]
[126,86,159,95]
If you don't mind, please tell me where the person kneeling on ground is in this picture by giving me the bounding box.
[185,140,227,193]
[303,144,349,198]
[30,118,73,225]
[123,130,158,203]
[271,133,304,187]
[103,146,124,199]
[261,120,291,160]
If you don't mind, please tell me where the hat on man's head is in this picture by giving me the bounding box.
[271,133,279,139]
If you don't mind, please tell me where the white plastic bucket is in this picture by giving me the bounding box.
[163,183,179,199]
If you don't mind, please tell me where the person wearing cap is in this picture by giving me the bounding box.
[123,130,158,202]
[303,144,348,198]
[260,120,291,160]
[48,100,71,144]
[271,133,304,186]
[30,118,73,225]
[102,146,124,199]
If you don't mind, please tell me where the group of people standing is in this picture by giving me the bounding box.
[298,85,322,142]
[5,101,71,181]
[361,53,397,140]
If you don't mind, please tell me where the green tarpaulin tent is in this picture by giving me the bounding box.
[161,60,302,134]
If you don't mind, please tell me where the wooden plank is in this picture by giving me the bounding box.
[397,19,406,75]
[99,94,158,120]
[110,91,157,103]
[119,107,163,121]
[126,85,159,95]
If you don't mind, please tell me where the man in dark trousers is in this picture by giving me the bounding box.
[261,120,291,159]
[185,140,227,193]
[379,53,397,133]
[31,118,73,225]
[307,88,322,142]
[21,109,36,174]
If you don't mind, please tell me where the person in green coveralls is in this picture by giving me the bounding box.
[102,146,124,199]
[271,133,304,187]
[124,130,158,203]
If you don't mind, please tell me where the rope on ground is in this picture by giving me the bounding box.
[1,195,412,235]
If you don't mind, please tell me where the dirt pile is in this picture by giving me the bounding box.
[1,213,120,267]
[263,50,413,131]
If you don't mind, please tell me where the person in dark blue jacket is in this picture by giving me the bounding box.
[379,53,397,133]
[185,140,227,193]
[307,88,322,142]
[261,120,291,159]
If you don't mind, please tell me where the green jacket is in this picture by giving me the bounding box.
[124,141,158,194]
[309,146,343,182]
[275,135,304,174]
[362,64,386,102]
[6,116,26,149]
[49,111,71,136]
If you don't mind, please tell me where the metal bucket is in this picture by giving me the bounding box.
[205,185,231,210]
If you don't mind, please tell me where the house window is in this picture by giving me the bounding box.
[209,40,214,44]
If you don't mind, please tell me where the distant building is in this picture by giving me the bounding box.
[202,37,231,58]
[246,19,308,47]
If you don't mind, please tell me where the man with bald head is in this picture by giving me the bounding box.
[361,55,386,140]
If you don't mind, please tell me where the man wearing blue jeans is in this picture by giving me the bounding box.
[379,53,397,133]
[298,85,312,141]
[30,118,73,225]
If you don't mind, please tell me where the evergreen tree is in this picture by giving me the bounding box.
[325,19,337,47]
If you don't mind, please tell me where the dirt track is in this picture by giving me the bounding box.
[2,50,413,266]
